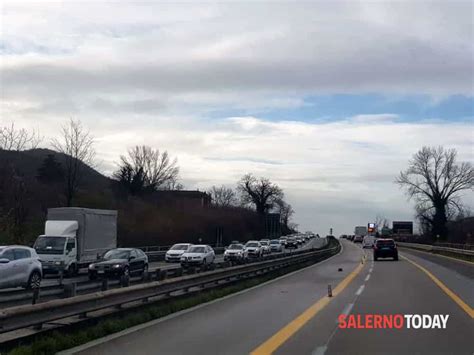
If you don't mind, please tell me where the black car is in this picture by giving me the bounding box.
[286,237,298,249]
[88,248,148,280]
[373,239,398,261]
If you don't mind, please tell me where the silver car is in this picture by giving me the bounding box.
[0,246,42,289]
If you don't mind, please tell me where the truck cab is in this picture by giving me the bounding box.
[34,221,78,275]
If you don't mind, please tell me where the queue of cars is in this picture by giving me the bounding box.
[0,232,317,290]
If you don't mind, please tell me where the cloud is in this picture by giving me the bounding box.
[1,1,473,121]
[1,1,473,234]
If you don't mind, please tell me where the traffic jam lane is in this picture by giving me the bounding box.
[68,241,364,355]
[274,249,473,355]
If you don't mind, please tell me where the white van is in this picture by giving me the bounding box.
[362,235,375,248]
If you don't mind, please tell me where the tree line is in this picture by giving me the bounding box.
[0,119,297,243]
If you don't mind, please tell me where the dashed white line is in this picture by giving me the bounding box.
[369,267,373,273]
[364,274,371,282]
[355,285,365,296]
[312,345,328,355]
[341,302,354,316]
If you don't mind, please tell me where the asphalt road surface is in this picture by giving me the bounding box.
[65,240,474,355]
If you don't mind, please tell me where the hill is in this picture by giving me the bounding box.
[0,149,264,247]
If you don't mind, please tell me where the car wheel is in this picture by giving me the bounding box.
[141,264,149,275]
[394,255,399,261]
[27,271,41,290]
[374,256,378,261]
[123,266,130,278]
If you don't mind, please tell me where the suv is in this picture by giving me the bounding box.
[0,246,42,289]
[373,239,398,261]
[259,239,271,254]
[224,244,247,263]
[285,237,298,249]
[244,241,263,258]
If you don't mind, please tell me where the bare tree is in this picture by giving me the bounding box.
[275,199,295,229]
[51,119,95,206]
[0,122,43,151]
[208,185,237,207]
[375,215,390,230]
[114,145,180,194]
[396,146,474,239]
[237,173,284,215]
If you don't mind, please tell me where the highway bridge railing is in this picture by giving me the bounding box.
[0,242,340,335]
[397,242,474,261]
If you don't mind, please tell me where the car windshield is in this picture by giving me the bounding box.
[34,236,67,254]
[103,250,130,260]
[270,240,279,244]
[228,244,243,250]
[188,246,205,253]
[170,244,189,251]
[246,242,258,247]
[260,241,269,245]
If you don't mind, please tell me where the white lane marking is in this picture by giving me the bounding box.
[312,345,327,355]
[364,274,371,282]
[335,303,355,324]
[341,302,354,316]
[369,267,373,273]
[355,285,365,296]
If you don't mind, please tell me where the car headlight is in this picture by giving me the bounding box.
[89,264,95,270]
[193,256,202,260]
[113,264,122,268]
[54,261,62,266]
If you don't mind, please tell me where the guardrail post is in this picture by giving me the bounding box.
[32,288,40,305]
[63,283,77,298]
[59,262,65,286]
[121,275,130,287]
[101,278,109,291]
[159,269,167,280]
[154,268,161,281]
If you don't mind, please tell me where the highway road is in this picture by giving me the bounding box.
[65,239,474,355]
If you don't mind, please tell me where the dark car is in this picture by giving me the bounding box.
[88,248,148,280]
[285,237,298,249]
[373,239,398,261]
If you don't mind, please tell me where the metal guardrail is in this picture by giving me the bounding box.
[397,242,474,258]
[433,243,474,250]
[0,244,339,335]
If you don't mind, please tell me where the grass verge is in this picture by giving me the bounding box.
[6,245,339,355]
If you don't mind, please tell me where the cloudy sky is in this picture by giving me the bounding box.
[1,0,473,234]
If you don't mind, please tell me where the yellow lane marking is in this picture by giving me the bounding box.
[401,247,474,266]
[251,262,365,355]
[402,255,474,318]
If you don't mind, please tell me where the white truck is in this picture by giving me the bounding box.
[34,208,117,276]
[354,226,367,243]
